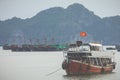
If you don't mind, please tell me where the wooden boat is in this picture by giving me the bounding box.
[62,41,116,75]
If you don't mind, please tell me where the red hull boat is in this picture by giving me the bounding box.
[62,41,116,75]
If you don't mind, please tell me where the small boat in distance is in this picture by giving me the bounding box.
[62,41,116,75]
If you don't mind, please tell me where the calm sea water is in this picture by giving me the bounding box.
[0,50,120,80]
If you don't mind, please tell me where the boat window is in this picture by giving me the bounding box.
[106,47,116,50]
[91,58,94,65]
[94,58,97,65]
[90,46,100,51]
[79,45,90,51]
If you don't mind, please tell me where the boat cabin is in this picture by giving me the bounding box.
[68,42,103,52]
[65,42,115,61]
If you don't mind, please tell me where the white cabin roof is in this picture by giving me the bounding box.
[89,42,102,47]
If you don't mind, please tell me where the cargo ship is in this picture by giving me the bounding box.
[62,41,116,75]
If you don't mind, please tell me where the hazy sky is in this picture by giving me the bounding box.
[0,0,120,20]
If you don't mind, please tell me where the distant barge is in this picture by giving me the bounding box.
[3,44,68,51]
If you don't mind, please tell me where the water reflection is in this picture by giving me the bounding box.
[64,72,115,80]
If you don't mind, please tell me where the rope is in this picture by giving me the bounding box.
[46,67,62,76]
